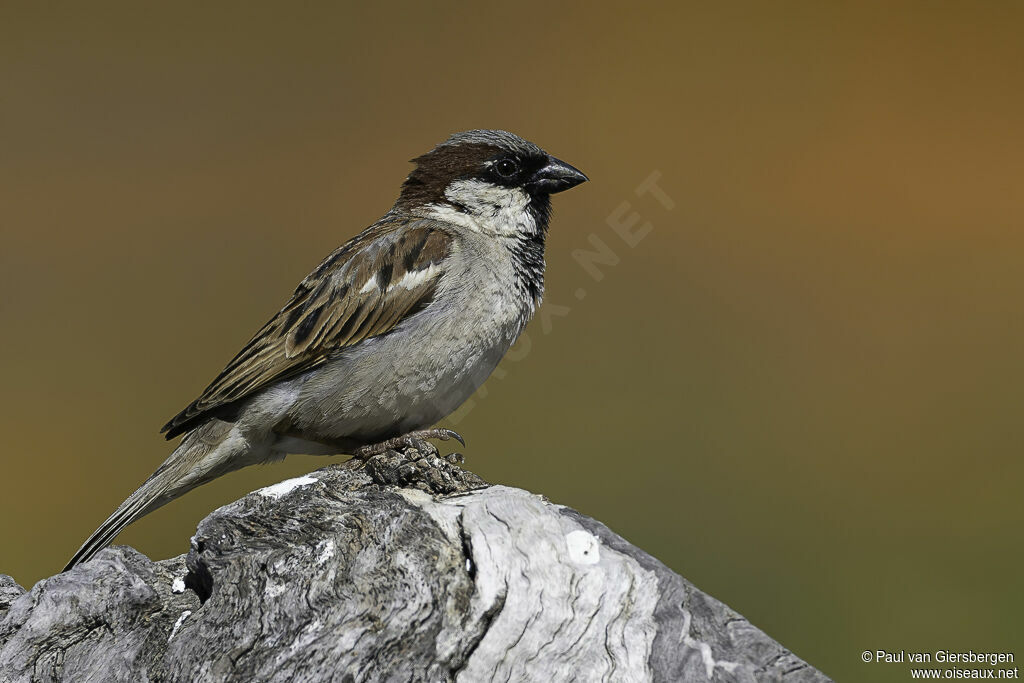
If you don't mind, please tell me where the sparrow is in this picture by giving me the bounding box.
[64,129,587,571]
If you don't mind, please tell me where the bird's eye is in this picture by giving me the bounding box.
[492,158,520,178]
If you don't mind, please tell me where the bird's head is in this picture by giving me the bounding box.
[396,129,587,236]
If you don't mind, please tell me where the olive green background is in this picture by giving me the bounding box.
[2,3,1022,681]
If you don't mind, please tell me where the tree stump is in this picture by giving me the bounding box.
[0,448,831,682]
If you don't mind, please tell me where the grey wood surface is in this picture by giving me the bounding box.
[0,448,831,682]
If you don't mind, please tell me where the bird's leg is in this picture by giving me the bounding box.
[352,428,466,459]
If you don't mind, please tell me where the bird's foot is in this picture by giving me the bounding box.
[360,440,487,493]
[355,429,484,494]
[352,428,466,460]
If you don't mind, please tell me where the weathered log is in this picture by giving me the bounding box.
[0,448,831,682]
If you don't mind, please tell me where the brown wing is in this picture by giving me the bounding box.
[161,218,453,439]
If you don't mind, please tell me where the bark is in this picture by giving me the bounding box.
[0,448,831,682]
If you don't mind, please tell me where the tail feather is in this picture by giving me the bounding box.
[63,421,244,572]
[63,490,162,571]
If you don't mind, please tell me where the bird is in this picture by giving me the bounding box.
[64,129,587,571]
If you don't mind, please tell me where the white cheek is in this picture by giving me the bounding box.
[431,180,536,236]
[423,202,480,231]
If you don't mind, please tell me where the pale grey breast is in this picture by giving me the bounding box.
[279,228,533,446]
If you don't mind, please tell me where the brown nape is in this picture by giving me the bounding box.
[395,143,502,209]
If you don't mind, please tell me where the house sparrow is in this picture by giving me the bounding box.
[64,129,587,571]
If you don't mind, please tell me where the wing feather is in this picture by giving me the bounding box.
[161,219,454,439]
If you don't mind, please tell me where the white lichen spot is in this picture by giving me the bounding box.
[258,474,318,499]
[171,577,186,594]
[169,610,192,641]
[566,529,601,565]
[315,538,336,566]
[265,580,287,599]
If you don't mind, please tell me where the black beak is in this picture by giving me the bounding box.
[526,156,588,194]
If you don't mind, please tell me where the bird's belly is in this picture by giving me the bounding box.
[282,315,519,446]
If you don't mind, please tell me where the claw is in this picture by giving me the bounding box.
[353,427,466,459]
[438,428,466,447]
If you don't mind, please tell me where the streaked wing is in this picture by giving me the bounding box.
[161,218,453,439]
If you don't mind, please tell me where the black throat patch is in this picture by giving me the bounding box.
[507,194,551,307]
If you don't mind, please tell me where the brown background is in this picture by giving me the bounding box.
[2,3,1022,681]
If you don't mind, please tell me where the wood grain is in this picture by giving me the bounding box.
[0,450,831,682]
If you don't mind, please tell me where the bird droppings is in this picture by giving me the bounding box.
[171,577,186,594]
[257,475,319,499]
[168,610,192,641]
[565,529,600,565]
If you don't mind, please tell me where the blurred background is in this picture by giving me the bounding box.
[2,3,1022,680]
